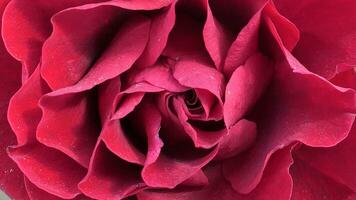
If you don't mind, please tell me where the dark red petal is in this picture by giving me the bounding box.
[293,123,356,192]
[25,178,91,200]
[291,152,354,200]
[224,53,273,128]
[135,1,176,68]
[203,0,232,70]
[127,62,187,93]
[223,51,356,194]
[97,76,121,122]
[42,14,149,99]
[174,98,225,148]
[37,91,100,168]
[262,2,299,51]
[179,170,209,188]
[173,58,225,101]
[222,7,262,77]
[8,143,86,199]
[0,1,27,197]
[112,93,145,120]
[215,119,256,160]
[8,68,50,145]
[141,146,218,189]
[41,5,125,90]
[101,120,145,165]
[274,0,356,79]
[138,146,293,200]
[79,142,145,200]
[1,0,100,80]
[331,66,356,90]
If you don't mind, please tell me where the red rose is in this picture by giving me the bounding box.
[1,0,355,200]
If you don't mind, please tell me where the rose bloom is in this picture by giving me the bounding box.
[0,0,355,200]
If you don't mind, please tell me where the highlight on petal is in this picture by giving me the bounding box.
[224,53,273,128]
[8,143,86,199]
[79,142,145,200]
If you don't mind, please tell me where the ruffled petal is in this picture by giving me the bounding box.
[79,142,145,200]
[274,0,356,79]
[8,143,86,199]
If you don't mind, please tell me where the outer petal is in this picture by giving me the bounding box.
[0,1,27,198]
[1,0,100,80]
[79,142,145,200]
[290,152,354,200]
[137,146,294,200]
[274,0,356,79]
[223,51,356,194]
[37,91,101,168]
[8,143,86,199]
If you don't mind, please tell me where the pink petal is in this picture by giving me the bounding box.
[135,1,176,68]
[141,146,218,189]
[8,68,50,145]
[203,0,232,70]
[331,66,356,90]
[79,142,145,200]
[222,10,261,77]
[41,4,125,90]
[24,178,90,200]
[223,51,356,194]
[173,58,225,101]
[112,93,145,120]
[173,98,225,148]
[97,76,121,123]
[138,146,293,200]
[101,120,146,165]
[0,3,28,196]
[215,119,256,160]
[224,53,273,128]
[8,143,86,199]
[37,91,100,168]
[1,0,102,80]
[290,152,354,200]
[274,0,356,79]
[293,123,356,192]
[42,14,150,96]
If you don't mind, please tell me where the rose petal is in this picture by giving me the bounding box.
[101,120,146,165]
[138,146,293,200]
[293,123,356,192]
[173,58,225,101]
[127,62,187,93]
[223,10,261,77]
[331,66,356,90]
[97,76,121,122]
[8,143,86,199]
[24,178,90,200]
[135,1,176,68]
[224,53,273,128]
[7,68,50,145]
[112,93,145,120]
[141,146,218,189]
[203,0,232,70]
[79,142,145,200]
[173,98,225,148]
[43,15,150,96]
[223,51,356,194]
[37,91,100,168]
[274,0,356,79]
[41,5,125,90]
[290,152,354,200]
[215,119,256,160]
[1,0,100,80]
[0,1,27,196]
